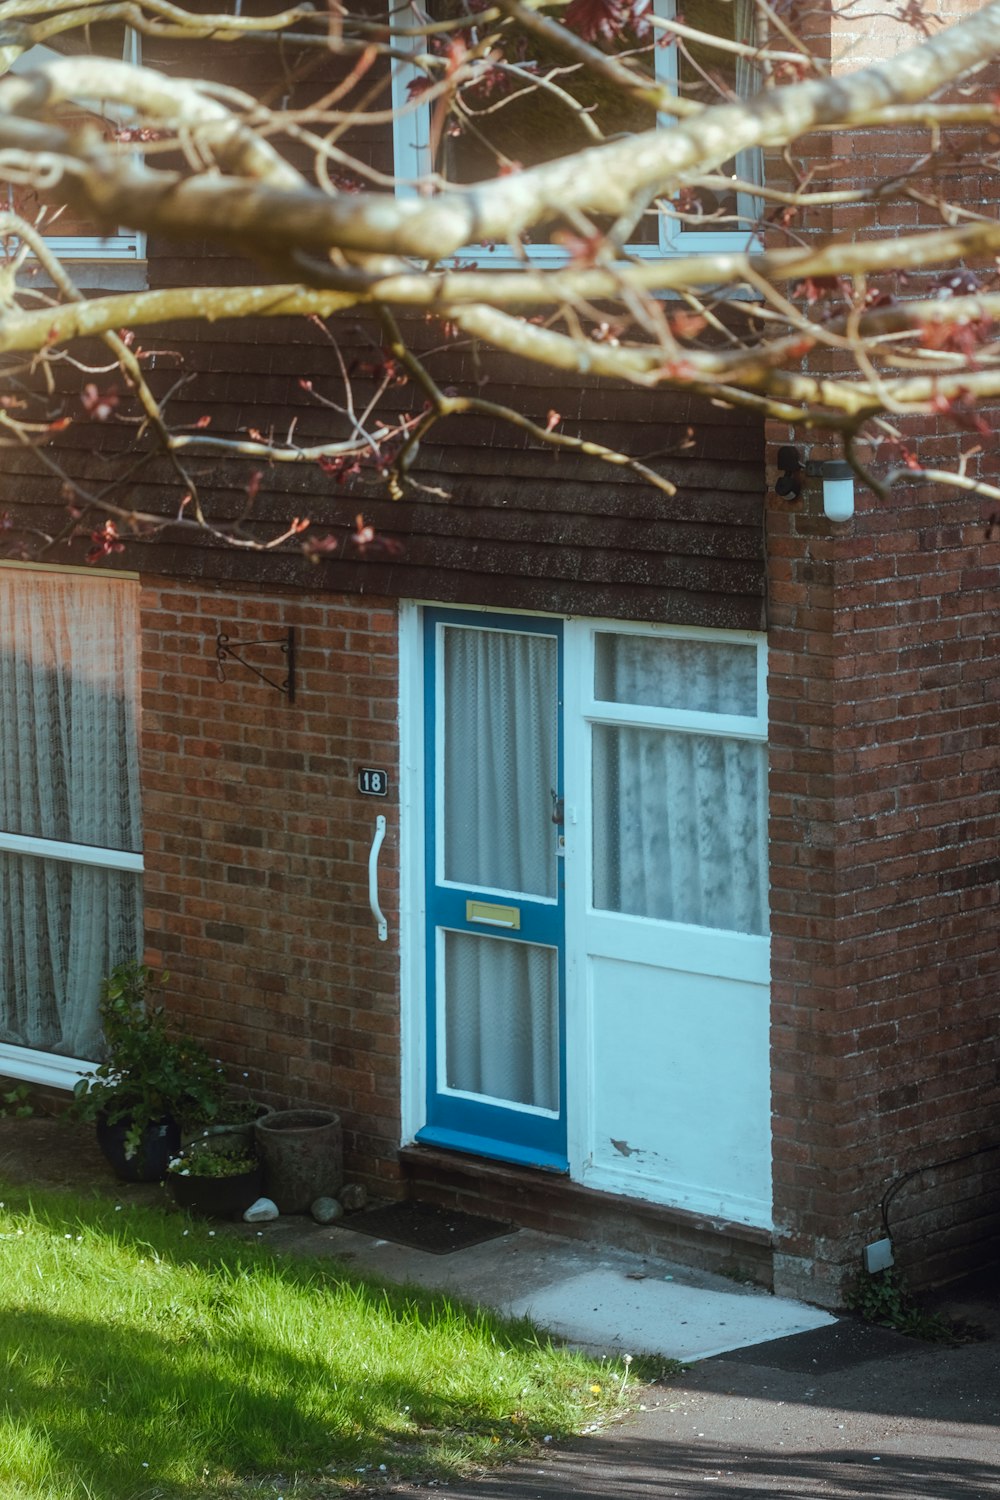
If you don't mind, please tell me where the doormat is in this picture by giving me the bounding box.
[342,1200,517,1255]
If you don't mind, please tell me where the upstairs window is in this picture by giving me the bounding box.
[5,27,144,262]
[391,0,761,260]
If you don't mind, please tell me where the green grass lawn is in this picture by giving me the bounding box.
[0,1182,657,1500]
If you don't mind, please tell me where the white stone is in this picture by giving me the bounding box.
[243,1197,279,1223]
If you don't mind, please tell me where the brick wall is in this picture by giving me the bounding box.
[139,577,403,1193]
[768,479,1000,1304]
[763,0,1000,1306]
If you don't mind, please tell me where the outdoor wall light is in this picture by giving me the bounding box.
[775,449,856,521]
[807,459,855,522]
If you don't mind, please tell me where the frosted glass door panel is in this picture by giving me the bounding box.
[442,627,557,898]
[444,931,559,1112]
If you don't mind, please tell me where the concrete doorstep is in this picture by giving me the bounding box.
[278,1217,838,1363]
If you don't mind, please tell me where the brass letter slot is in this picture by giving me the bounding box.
[466,900,521,930]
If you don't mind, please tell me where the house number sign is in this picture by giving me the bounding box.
[358,767,389,796]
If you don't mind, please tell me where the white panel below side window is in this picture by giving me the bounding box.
[582,955,772,1228]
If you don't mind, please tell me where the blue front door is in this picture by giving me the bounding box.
[418,610,567,1170]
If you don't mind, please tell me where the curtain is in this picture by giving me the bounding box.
[443,626,557,899]
[733,0,756,103]
[444,932,558,1111]
[0,571,143,1058]
[592,634,768,936]
[440,625,559,1108]
[595,631,757,715]
[733,0,762,222]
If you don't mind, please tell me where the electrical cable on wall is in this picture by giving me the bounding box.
[880,1141,1000,1242]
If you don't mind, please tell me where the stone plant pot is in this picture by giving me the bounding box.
[96,1112,181,1183]
[255,1108,343,1214]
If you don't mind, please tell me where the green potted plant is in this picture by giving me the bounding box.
[72,961,225,1182]
[166,1134,264,1219]
[182,1081,274,1147]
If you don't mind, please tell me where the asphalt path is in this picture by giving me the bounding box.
[389,1273,1000,1500]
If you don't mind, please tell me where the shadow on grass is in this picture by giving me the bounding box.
[0,1179,604,1500]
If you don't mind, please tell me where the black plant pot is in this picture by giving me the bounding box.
[95,1112,181,1182]
[168,1164,265,1220]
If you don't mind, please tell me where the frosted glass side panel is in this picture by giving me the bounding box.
[442,627,557,898]
[444,931,559,1112]
[592,726,768,935]
[594,634,757,716]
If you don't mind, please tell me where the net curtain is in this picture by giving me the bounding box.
[0,570,143,1059]
[592,632,769,936]
[441,626,560,1111]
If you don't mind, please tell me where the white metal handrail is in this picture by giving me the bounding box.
[368,814,388,942]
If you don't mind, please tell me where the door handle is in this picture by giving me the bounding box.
[368,814,388,942]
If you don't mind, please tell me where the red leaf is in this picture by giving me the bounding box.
[563,0,627,44]
[80,384,120,421]
[303,533,339,558]
[85,519,126,564]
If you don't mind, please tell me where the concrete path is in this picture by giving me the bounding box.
[268,1215,836,1363]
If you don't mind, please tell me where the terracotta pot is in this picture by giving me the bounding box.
[255,1108,343,1213]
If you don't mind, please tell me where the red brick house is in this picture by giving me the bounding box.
[1,0,998,1309]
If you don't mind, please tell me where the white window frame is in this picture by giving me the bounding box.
[390,0,760,264]
[7,29,146,262]
[0,560,144,1090]
[585,619,768,741]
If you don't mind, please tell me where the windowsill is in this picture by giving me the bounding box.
[421,233,761,278]
[0,1041,96,1090]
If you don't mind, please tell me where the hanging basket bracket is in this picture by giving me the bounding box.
[215,627,296,703]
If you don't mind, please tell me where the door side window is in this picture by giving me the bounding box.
[589,628,768,935]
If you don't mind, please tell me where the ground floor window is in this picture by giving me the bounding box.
[0,565,143,1077]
